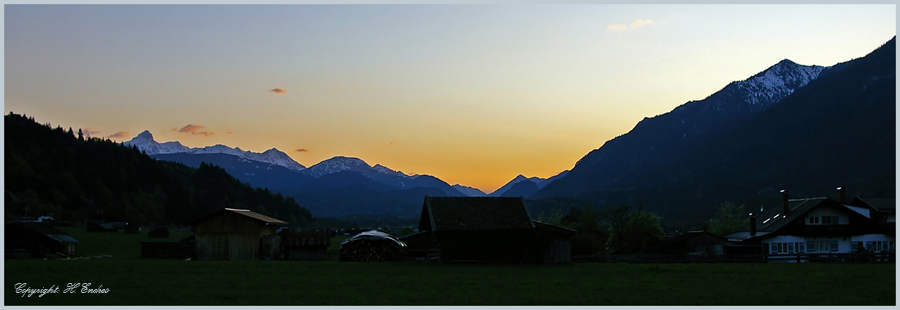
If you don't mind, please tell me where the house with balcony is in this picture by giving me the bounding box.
[725,189,895,260]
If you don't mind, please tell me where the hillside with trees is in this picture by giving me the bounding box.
[5,112,314,227]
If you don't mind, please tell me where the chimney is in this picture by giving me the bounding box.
[837,186,846,203]
[749,212,757,236]
[780,189,790,214]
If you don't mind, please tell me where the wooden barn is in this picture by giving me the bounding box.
[533,220,577,263]
[281,228,331,261]
[413,196,575,264]
[190,208,288,261]
[5,222,78,258]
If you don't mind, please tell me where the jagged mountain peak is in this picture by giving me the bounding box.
[136,130,153,139]
[123,131,306,171]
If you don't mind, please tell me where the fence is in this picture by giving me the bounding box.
[573,252,894,264]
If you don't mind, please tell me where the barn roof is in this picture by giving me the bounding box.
[419,196,534,232]
[736,197,893,242]
[755,198,827,233]
[851,196,896,212]
[532,220,577,235]
[190,208,288,226]
[6,222,79,243]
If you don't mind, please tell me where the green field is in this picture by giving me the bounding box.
[5,227,896,305]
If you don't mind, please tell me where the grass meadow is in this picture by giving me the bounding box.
[4,227,896,306]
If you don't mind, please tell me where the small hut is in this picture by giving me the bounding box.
[5,222,78,258]
[190,208,288,261]
[339,230,407,262]
[282,228,331,261]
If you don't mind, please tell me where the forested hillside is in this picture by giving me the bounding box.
[5,112,313,226]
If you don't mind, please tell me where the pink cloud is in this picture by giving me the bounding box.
[108,131,130,139]
[82,127,100,136]
[295,148,310,153]
[177,124,214,136]
[269,88,287,94]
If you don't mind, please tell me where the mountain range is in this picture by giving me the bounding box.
[123,36,895,223]
[124,133,565,217]
[124,133,562,199]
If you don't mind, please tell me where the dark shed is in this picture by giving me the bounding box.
[417,196,573,263]
[5,222,78,258]
[190,208,288,260]
[282,228,331,261]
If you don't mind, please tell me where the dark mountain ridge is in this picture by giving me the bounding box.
[536,57,830,199]
[532,37,896,224]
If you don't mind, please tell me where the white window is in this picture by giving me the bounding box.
[770,242,803,254]
[807,240,836,253]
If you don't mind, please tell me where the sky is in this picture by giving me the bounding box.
[3,4,896,193]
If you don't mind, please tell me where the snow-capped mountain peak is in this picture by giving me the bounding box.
[122,131,306,171]
[135,130,154,141]
[736,59,827,106]
[373,164,413,179]
[304,156,370,177]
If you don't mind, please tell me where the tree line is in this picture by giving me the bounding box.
[5,112,314,227]
[533,200,749,255]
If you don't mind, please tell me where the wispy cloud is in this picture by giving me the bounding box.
[177,124,214,136]
[608,19,654,30]
[108,131,130,139]
[295,148,310,153]
[631,19,653,28]
[269,88,287,94]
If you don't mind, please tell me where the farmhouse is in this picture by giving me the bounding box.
[408,196,575,264]
[725,189,895,260]
[190,208,288,260]
[5,222,78,258]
